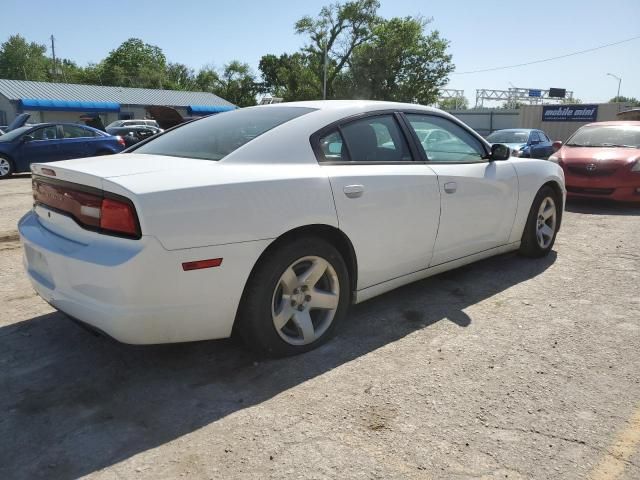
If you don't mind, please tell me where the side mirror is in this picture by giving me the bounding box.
[489,143,511,161]
[552,141,563,152]
[22,134,34,143]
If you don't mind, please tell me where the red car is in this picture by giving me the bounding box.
[550,121,640,202]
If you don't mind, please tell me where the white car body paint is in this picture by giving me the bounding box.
[20,100,566,344]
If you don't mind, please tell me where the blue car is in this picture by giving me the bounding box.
[486,128,555,159]
[0,115,125,178]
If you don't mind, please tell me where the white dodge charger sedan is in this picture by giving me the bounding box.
[19,101,565,356]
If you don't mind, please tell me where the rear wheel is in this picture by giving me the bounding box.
[0,156,14,179]
[236,237,350,357]
[519,186,560,257]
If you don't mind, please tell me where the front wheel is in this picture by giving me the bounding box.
[519,186,560,258]
[0,156,14,179]
[236,237,350,357]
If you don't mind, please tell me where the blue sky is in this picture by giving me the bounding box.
[2,0,639,105]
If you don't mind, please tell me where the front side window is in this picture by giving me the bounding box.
[63,125,95,138]
[30,126,59,141]
[539,131,550,142]
[530,131,540,143]
[135,106,315,161]
[339,115,412,162]
[406,114,485,162]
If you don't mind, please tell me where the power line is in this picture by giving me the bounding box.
[452,34,640,75]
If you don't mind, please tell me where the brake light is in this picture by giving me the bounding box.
[116,135,126,147]
[32,177,140,238]
[100,198,138,236]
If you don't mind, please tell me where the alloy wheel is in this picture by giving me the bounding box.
[0,158,10,177]
[536,196,557,249]
[271,256,340,346]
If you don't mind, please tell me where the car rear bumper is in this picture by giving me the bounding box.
[19,210,269,344]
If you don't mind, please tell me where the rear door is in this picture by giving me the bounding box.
[402,113,518,266]
[60,124,97,159]
[315,113,441,290]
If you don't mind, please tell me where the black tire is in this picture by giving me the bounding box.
[0,155,14,179]
[236,236,350,357]
[519,185,560,258]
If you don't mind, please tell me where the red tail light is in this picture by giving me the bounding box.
[100,198,138,236]
[32,177,141,239]
[116,135,126,147]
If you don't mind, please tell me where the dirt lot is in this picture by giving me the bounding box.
[1,175,639,480]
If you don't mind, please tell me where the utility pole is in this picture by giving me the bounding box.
[50,35,57,82]
[322,39,328,100]
[606,73,622,111]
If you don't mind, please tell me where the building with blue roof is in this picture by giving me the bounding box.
[0,79,236,126]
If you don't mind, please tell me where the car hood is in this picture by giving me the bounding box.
[557,146,640,166]
[5,113,30,132]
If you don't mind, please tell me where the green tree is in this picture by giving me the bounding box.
[165,62,195,90]
[295,0,380,98]
[101,38,167,88]
[0,34,49,81]
[340,17,454,104]
[609,96,640,106]
[218,61,260,107]
[438,96,468,110]
[259,53,320,101]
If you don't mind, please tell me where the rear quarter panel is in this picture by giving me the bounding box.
[508,158,566,243]
[104,162,339,250]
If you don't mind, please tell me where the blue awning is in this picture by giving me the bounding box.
[19,98,120,113]
[188,105,236,115]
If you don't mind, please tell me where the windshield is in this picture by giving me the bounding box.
[134,106,316,161]
[566,125,640,148]
[486,130,530,144]
[0,126,31,142]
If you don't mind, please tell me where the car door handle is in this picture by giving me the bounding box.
[444,182,457,194]
[343,184,364,198]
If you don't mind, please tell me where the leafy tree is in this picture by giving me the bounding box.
[219,61,260,107]
[0,34,49,81]
[609,96,640,106]
[165,62,195,90]
[438,96,468,110]
[338,17,454,104]
[259,53,320,101]
[295,0,380,98]
[101,38,167,88]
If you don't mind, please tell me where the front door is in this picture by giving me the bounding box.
[403,113,518,266]
[316,113,441,290]
[18,125,64,167]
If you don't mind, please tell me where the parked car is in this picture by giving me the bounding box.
[549,121,640,202]
[486,129,555,159]
[19,101,565,356]
[106,119,160,129]
[106,125,161,147]
[0,116,126,178]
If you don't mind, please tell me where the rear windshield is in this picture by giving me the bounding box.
[486,130,530,144]
[134,106,316,161]
[566,125,640,148]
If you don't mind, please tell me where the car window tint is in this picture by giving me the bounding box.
[340,115,412,162]
[530,131,540,142]
[135,106,316,161]
[63,125,94,138]
[406,114,484,162]
[319,130,349,161]
[30,126,59,140]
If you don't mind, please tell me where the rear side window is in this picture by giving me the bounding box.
[319,115,413,163]
[63,125,95,138]
[135,107,316,161]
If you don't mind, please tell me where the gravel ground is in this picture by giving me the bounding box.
[0,176,639,480]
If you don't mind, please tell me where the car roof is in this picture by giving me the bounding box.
[257,99,441,113]
[491,128,534,132]
[583,121,640,127]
